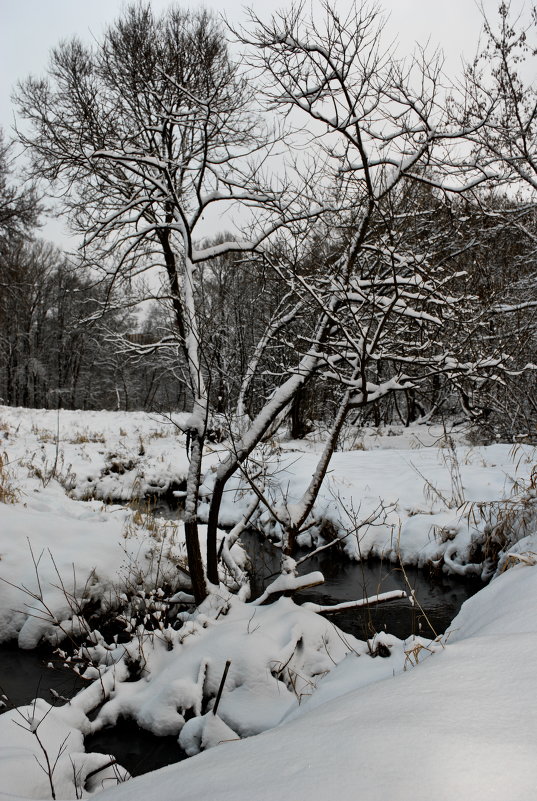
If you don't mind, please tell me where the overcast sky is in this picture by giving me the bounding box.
[0,0,530,244]
[2,0,524,132]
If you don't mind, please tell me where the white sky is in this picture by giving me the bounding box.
[0,0,529,245]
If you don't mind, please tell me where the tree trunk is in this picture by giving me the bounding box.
[206,311,334,578]
[289,386,309,439]
[283,389,351,556]
[184,518,207,605]
[184,432,207,603]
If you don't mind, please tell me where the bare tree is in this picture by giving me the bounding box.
[15,2,511,599]
[448,2,537,435]
[220,2,508,555]
[0,129,41,238]
[16,4,291,602]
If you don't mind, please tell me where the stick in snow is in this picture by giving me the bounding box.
[213,660,231,716]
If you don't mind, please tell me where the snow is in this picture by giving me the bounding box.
[302,588,407,613]
[0,698,129,799]
[0,405,535,647]
[179,711,238,757]
[0,489,191,647]
[2,406,533,582]
[89,563,537,801]
[0,406,536,800]
[84,594,365,740]
[250,569,325,605]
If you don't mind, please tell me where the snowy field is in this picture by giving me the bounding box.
[1,405,537,800]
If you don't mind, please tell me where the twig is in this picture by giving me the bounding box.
[84,758,119,783]
[295,537,342,567]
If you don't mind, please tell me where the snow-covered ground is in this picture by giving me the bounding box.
[1,405,535,581]
[88,562,537,801]
[0,406,536,800]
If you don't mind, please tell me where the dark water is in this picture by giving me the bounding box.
[150,499,481,640]
[240,531,482,641]
[85,720,186,777]
[0,645,186,776]
[0,641,86,708]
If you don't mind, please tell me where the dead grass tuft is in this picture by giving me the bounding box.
[69,430,106,444]
[0,452,19,504]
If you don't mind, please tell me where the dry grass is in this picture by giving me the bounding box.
[30,422,54,441]
[0,452,18,504]
[148,429,168,439]
[68,430,106,444]
[465,464,537,570]
[120,502,189,605]
[124,500,181,546]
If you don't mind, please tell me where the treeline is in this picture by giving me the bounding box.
[2,147,535,441]
[0,139,185,411]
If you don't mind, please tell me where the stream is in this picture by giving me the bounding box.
[0,531,482,776]
[241,531,481,641]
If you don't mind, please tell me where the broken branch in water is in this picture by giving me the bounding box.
[301,590,407,614]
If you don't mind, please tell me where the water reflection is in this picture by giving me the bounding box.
[240,531,481,641]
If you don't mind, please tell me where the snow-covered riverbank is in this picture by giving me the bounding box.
[2,405,535,587]
[90,561,537,801]
[1,406,536,800]
[3,562,537,801]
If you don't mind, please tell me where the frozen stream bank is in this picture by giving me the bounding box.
[0,408,535,798]
[0,543,481,778]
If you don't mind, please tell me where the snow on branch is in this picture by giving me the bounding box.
[492,300,537,314]
[302,590,407,614]
[250,571,325,606]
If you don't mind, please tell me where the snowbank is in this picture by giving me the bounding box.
[0,487,192,646]
[90,562,537,801]
[0,698,129,799]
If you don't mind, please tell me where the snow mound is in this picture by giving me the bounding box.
[0,698,129,799]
